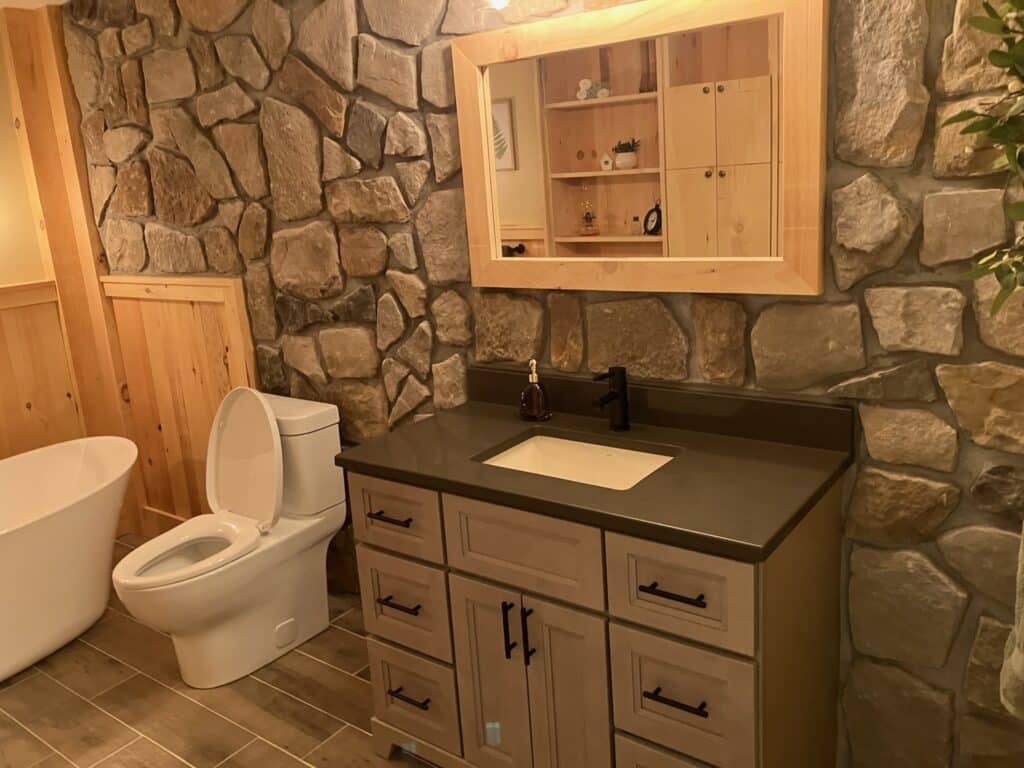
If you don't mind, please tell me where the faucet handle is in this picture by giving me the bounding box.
[593,370,612,382]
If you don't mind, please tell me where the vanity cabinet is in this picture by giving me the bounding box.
[350,473,841,768]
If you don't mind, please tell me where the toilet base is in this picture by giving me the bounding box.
[171,537,331,689]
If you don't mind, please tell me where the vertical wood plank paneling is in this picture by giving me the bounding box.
[102,276,256,533]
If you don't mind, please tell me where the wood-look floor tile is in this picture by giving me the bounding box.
[333,607,365,636]
[0,667,38,691]
[185,675,343,757]
[93,676,252,768]
[111,543,132,567]
[305,726,427,767]
[329,593,361,621]
[299,628,369,674]
[90,737,190,767]
[80,611,182,688]
[31,756,75,767]
[218,740,310,768]
[254,652,372,730]
[36,641,134,699]
[115,533,149,548]
[0,673,136,767]
[0,711,53,768]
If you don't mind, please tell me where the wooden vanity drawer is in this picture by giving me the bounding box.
[442,494,605,610]
[367,637,462,757]
[610,623,755,767]
[615,734,705,768]
[606,533,756,656]
[357,544,452,663]
[349,473,444,564]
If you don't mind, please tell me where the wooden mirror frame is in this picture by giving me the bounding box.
[451,0,828,295]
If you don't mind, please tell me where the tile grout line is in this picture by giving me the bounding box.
[208,735,258,768]
[292,647,372,682]
[83,735,143,768]
[300,724,351,761]
[243,671,363,732]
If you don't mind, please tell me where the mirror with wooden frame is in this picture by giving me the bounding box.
[451,0,828,294]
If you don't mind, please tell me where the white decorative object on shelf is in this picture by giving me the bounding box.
[614,152,639,170]
[597,88,611,99]
[601,153,614,171]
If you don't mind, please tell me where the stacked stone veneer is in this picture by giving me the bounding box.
[62,0,1024,764]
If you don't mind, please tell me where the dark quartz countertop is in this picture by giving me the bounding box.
[335,394,853,563]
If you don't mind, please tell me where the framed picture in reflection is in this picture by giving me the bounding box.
[492,98,518,172]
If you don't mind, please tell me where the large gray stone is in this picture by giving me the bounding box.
[102,126,147,163]
[833,0,929,166]
[935,95,1004,178]
[587,298,689,381]
[90,165,116,225]
[339,227,388,277]
[849,547,968,668]
[275,294,332,333]
[387,270,427,318]
[345,100,388,169]
[203,227,241,274]
[417,189,468,283]
[295,0,358,91]
[921,189,1006,266]
[426,113,461,183]
[176,0,248,32]
[99,61,128,128]
[327,285,376,324]
[377,293,405,352]
[847,466,960,546]
[108,159,151,218]
[327,178,410,224]
[938,0,1007,96]
[256,344,286,394]
[122,20,153,56]
[389,376,430,426]
[82,111,108,165]
[937,362,1024,454]
[64,18,101,110]
[196,82,255,127]
[148,146,215,226]
[145,223,206,273]
[971,465,1024,519]
[549,293,583,373]
[357,34,418,110]
[382,358,409,402]
[215,200,244,233]
[239,202,268,261]
[442,0,567,33]
[692,296,746,386]
[261,98,322,221]
[432,290,472,347]
[395,160,431,206]
[120,59,148,127]
[320,327,379,379]
[363,0,444,45]
[212,123,268,200]
[474,293,544,364]
[270,220,344,300]
[843,659,954,768]
[831,174,916,290]
[186,33,223,90]
[151,107,236,199]
[277,57,349,139]
[751,303,865,390]
[422,40,455,109]
[959,715,1024,766]
[282,334,326,386]
[433,354,468,411]
[975,274,1024,357]
[827,359,938,402]
[385,112,428,158]
[388,232,418,271]
[965,616,1016,719]
[98,27,122,61]
[938,525,1021,605]
[141,48,196,103]
[859,405,959,471]
[327,380,389,441]
[136,0,177,36]
[865,286,966,355]
[244,262,278,341]
[397,320,433,378]
[323,138,361,182]
[102,218,146,272]
[251,0,290,70]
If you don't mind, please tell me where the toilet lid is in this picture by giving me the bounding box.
[206,387,283,532]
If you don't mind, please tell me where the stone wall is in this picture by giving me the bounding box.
[61,0,1024,764]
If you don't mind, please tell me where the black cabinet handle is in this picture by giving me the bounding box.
[520,607,536,667]
[387,686,431,711]
[638,581,707,610]
[501,601,518,660]
[376,595,422,616]
[643,686,709,719]
[367,510,413,528]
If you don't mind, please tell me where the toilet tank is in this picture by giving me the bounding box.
[262,393,345,516]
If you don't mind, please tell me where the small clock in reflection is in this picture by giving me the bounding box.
[643,201,662,236]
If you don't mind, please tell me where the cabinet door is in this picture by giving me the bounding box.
[450,574,533,768]
[523,595,611,768]
[717,164,772,259]
[664,82,716,170]
[715,76,772,166]
[666,169,716,260]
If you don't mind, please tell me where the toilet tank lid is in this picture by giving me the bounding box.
[262,393,340,436]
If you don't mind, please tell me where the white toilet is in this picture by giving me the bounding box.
[113,388,347,689]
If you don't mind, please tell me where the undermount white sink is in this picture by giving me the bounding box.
[483,434,674,491]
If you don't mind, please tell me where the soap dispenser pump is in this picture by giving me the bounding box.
[520,359,552,422]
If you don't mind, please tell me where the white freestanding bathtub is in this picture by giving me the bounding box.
[0,437,137,681]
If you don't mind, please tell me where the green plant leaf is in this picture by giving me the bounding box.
[971,15,1009,33]
[1007,201,1024,220]
[991,49,1015,66]
[943,109,986,125]
[992,283,1017,313]
[962,116,999,133]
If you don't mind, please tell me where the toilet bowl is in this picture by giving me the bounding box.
[113,388,348,689]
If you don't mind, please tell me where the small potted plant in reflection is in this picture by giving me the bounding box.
[612,138,640,170]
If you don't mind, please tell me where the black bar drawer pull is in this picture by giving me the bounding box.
[387,686,430,711]
[368,510,413,528]
[520,607,536,667]
[501,601,518,660]
[642,686,709,719]
[638,581,707,610]
[376,595,422,616]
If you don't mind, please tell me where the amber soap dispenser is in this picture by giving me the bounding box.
[520,359,551,421]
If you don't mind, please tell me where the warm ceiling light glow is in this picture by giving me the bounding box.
[490,0,511,9]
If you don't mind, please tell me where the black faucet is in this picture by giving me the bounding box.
[594,367,630,431]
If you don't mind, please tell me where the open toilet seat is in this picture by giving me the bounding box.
[114,388,285,591]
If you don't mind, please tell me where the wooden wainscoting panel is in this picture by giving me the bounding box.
[0,281,83,458]
[101,276,255,529]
